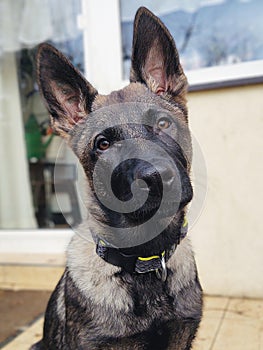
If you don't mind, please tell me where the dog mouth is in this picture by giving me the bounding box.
[124,195,182,223]
[91,156,192,226]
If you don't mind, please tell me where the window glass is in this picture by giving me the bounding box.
[0,0,83,229]
[120,0,263,79]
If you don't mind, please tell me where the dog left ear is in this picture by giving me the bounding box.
[130,7,187,102]
[36,43,98,139]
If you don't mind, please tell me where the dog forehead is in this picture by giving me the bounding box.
[77,103,172,140]
[70,82,188,147]
[93,103,167,124]
[93,83,152,108]
[92,82,186,123]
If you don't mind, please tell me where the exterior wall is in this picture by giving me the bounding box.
[188,84,263,298]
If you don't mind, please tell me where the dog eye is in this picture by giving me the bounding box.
[157,117,171,130]
[96,137,110,151]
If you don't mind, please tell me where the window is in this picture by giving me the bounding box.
[0,0,84,230]
[120,0,263,89]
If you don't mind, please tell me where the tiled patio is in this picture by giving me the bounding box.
[1,295,262,350]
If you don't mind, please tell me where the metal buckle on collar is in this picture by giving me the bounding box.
[155,255,167,282]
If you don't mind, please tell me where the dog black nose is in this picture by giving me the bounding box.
[111,160,176,202]
[134,164,175,192]
[158,167,175,187]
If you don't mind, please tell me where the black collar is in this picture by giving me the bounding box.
[96,218,188,282]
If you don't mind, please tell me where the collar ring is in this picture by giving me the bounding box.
[155,255,167,282]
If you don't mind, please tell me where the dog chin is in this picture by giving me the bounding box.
[125,200,180,224]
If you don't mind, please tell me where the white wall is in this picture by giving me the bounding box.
[188,84,263,298]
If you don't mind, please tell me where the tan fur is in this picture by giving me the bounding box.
[67,234,132,313]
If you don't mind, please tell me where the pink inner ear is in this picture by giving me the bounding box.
[156,87,166,95]
[52,81,86,125]
[143,43,167,94]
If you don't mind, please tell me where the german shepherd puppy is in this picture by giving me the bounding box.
[31,7,202,350]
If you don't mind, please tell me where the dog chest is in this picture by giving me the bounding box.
[63,270,193,349]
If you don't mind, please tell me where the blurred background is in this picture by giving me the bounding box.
[0,0,262,348]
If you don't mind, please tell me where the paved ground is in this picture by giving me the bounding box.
[1,293,263,350]
[0,290,51,348]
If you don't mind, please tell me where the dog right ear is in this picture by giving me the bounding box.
[36,44,97,139]
[130,7,188,106]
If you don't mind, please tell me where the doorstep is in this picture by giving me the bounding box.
[0,253,65,291]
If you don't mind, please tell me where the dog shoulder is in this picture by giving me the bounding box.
[67,234,133,313]
[167,237,203,319]
[167,237,199,293]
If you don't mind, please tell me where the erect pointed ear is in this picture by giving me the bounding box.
[130,7,187,103]
[36,43,97,138]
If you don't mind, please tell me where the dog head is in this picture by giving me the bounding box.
[36,7,193,248]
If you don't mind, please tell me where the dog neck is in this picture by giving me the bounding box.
[95,217,188,282]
